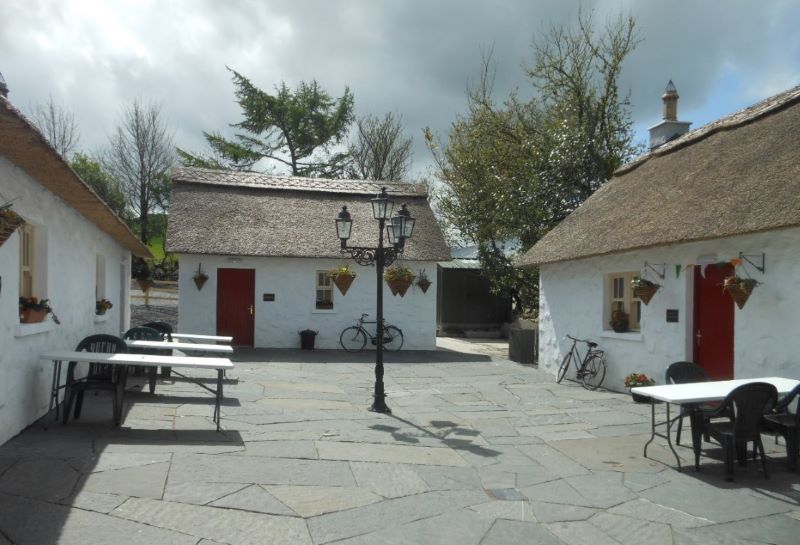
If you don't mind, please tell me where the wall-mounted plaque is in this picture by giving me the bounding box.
[263,293,275,302]
[666,309,679,323]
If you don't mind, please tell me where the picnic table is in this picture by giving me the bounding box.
[126,339,234,353]
[41,351,234,431]
[169,333,233,343]
[632,376,800,470]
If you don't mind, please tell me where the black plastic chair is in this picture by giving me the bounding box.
[141,321,174,377]
[123,326,167,394]
[63,334,127,425]
[763,383,800,470]
[665,361,709,445]
[697,382,778,480]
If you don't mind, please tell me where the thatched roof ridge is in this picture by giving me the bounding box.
[171,166,425,196]
[518,84,800,267]
[0,96,151,257]
[167,169,450,261]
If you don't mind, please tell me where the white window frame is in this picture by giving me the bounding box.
[605,272,641,332]
[96,254,107,300]
[315,270,334,310]
[19,224,34,298]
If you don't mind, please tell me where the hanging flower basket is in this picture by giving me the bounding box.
[136,278,154,292]
[723,276,758,309]
[329,265,357,296]
[631,277,660,305]
[0,205,25,248]
[416,268,432,294]
[193,264,209,291]
[384,266,415,297]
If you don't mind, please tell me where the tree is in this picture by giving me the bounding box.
[31,95,80,158]
[104,99,174,244]
[347,113,413,181]
[427,12,640,315]
[179,68,354,177]
[70,153,129,221]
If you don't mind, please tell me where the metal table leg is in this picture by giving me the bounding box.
[642,399,683,471]
[45,359,63,429]
[215,369,223,432]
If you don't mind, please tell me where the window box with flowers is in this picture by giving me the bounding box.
[96,298,113,316]
[19,297,60,324]
[624,373,655,403]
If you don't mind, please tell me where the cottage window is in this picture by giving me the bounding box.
[96,255,106,299]
[606,272,641,331]
[19,224,34,298]
[315,270,334,310]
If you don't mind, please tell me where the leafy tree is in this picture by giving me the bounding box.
[347,113,412,181]
[30,95,79,158]
[427,12,640,315]
[70,153,129,221]
[104,99,175,244]
[179,68,354,177]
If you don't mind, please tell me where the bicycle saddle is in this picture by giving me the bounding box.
[587,341,598,348]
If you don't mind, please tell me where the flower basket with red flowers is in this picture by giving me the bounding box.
[624,372,655,402]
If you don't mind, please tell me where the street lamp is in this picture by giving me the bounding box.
[335,187,415,413]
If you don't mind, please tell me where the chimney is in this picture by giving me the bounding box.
[0,71,8,98]
[648,80,691,150]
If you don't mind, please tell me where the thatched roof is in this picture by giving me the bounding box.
[166,167,451,261]
[519,84,800,267]
[0,97,151,257]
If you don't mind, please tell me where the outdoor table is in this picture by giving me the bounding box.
[632,377,800,470]
[41,351,234,431]
[126,340,234,353]
[169,333,233,343]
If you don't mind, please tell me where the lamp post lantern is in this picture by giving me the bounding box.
[335,187,414,413]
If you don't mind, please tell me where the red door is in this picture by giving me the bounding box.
[217,268,255,347]
[693,264,734,379]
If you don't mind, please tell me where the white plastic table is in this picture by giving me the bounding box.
[169,333,233,343]
[126,340,234,353]
[632,377,800,470]
[41,351,234,431]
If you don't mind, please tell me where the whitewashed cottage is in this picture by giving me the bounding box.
[166,167,450,349]
[519,83,800,388]
[0,88,150,445]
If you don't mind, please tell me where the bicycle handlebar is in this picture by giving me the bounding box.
[565,334,596,346]
[361,313,369,319]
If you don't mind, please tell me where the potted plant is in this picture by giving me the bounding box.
[609,309,629,333]
[19,297,60,324]
[0,201,25,248]
[631,277,660,305]
[193,264,209,291]
[384,265,415,297]
[722,275,759,309]
[329,264,357,296]
[624,373,656,402]
[95,298,113,315]
[416,268,432,294]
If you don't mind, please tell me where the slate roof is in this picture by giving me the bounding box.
[519,84,800,267]
[166,167,451,261]
[0,96,150,257]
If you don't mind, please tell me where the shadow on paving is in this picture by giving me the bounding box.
[232,347,492,364]
[375,415,502,458]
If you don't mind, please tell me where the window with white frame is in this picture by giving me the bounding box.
[19,224,34,298]
[315,270,334,310]
[606,272,641,331]
[96,255,106,299]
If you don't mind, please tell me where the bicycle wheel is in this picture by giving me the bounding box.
[580,353,607,390]
[556,352,572,383]
[340,326,367,352]
[383,325,404,351]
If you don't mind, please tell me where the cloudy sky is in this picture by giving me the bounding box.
[2,0,799,177]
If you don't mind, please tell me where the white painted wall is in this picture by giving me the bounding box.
[177,253,439,350]
[0,156,131,445]
[538,227,800,391]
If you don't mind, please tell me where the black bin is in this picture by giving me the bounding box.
[299,329,318,350]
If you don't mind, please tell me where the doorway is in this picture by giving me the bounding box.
[216,268,255,347]
[693,264,734,379]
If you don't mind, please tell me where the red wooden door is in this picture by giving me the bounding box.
[217,268,255,347]
[693,264,734,379]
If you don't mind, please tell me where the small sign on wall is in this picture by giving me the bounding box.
[666,309,679,323]
[263,293,275,302]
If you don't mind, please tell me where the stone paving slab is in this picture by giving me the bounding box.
[315,440,470,466]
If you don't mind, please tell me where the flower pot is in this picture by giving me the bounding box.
[95,308,107,316]
[193,274,208,291]
[20,308,48,324]
[417,277,431,294]
[331,273,356,296]
[723,276,757,309]
[633,283,660,305]
[632,392,650,403]
[610,310,629,333]
[386,277,413,297]
[136,278,153,292]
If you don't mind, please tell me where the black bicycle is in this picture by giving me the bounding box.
[556,334,607,390]
[340,313,404,352]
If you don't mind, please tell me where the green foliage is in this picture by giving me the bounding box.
[180,68,355,177]
[427,12,641,315]
[70,153,129,221]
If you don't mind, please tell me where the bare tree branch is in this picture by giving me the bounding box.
[30,95,80,158]
[346,113,413,181]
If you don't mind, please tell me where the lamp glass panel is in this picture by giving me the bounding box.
[403,216,415,239]
[336,217,352,240]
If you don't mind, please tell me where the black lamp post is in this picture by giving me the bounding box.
[335,187,415,413]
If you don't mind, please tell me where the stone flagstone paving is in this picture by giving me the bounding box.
[0,347,798,544]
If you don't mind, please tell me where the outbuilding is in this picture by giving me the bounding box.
[518,84,800,388]
[166,167,450,349]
